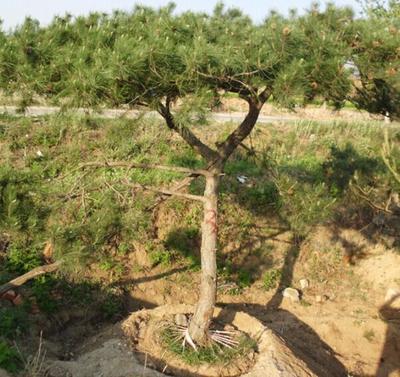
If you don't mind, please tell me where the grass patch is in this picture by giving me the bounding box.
[161,326,257,366]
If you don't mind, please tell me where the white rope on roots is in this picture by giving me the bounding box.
[168,323,239,352]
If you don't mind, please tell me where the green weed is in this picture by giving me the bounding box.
[149,247,173,267]
[100,293,123,320]
[237,269,253,288]
[262,269,282,291]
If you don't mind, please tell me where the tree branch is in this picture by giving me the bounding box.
[147,174,197,210]
[126,181,205,202]
[80,161,212,177]
[350,183,392,214]
[217,99,264,163]
[157,97,220,162]
[195,71,255,97]
[0,261,62,296]
[259,88,272,103]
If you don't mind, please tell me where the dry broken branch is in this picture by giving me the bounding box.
[350,182,392,214]
[382,129,400,185]
[0,261,63,296]
[125,180,206,202]
[80,161,212,177]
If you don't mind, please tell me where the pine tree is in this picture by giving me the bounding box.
[0,3,353,346]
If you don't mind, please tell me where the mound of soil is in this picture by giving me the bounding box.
[122,304,326,377]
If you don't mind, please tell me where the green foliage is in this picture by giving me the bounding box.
[165,227,200,265]
[276,175,336,236]
[349,1,400,120]
[31,276,59,314]
[161,327,256,365]
[0,3,352,111]
[262,269,282,290]
[53,194,129,263]
[245,182,281,210]
[0,165,49,232]
[323,143,380,194]
[100,289,124,320]
[0,307,29,339]
[225,158,264,177]
[0,341,22,374]
[237,269,253,288]
[149,245,173,267]
[5,242,42,273]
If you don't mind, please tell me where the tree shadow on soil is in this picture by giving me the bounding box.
[216,238,349,377]
[376,293,400,377]
[114,266,190,287]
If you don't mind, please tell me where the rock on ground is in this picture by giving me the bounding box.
[283,287,300,302]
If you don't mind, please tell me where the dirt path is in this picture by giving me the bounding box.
[0,105,389,125]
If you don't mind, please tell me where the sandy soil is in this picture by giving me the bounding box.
[34,216,400,377]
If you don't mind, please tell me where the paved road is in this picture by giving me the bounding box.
[0,104,389,125]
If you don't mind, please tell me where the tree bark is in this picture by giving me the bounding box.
[188,173,220,345]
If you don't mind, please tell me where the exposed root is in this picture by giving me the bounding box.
[183,329,198,352]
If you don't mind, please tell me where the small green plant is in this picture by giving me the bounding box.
[5,243,42,274]
[99,258,116,271]
[244,181,281,210]
[161,326,256,366]
[237,269,252,288]
[262,269,282,291]
[0,341,22,374]
[100,290,123,320]
[0,166,49,233]
[31,276,59,314]
[117,242,130,255]
[149,247,173,267]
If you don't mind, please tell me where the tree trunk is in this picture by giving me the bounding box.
[188,173,220,345]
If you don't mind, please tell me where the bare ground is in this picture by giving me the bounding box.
[31,214,400,377]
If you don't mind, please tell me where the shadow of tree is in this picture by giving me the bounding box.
[215,235,348,377]
[164,227,201,266]
[376,293,400,377]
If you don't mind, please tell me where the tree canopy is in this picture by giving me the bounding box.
[350,0,400,120]
[0,3,353,112]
